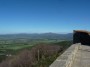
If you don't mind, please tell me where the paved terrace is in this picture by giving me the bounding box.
[49,43,90,67]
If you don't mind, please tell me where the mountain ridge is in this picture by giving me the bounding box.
[0,33,73,40]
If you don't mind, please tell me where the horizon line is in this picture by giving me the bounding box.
[0,32,72,35]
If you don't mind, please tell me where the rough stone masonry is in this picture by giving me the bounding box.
[73,30,90,45]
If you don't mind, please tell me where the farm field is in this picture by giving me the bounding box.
[0,39,67,63]
[0,39,64,50]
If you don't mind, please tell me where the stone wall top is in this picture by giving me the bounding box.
[49,43,81,67]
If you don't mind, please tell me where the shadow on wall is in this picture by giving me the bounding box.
[73,30,90,45]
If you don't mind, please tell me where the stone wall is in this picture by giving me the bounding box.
[49,43,80,67]
[73,30,90,45]
[49,30,90,67]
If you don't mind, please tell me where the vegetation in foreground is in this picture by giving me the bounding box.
[0,41,72,67]
[0,39,62,62]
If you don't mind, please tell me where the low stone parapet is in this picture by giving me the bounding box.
[49,43,81,67]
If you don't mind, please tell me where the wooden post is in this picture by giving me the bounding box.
[38,49,40,61]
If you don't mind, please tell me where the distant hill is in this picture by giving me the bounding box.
[0,33,73,40]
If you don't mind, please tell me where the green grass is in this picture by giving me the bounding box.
[0,40,64,50]
[3,45,33,50]
[0,45,31,50]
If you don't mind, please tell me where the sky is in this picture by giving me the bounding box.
[0,0,90,34]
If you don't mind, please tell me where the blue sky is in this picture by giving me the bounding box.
[0,0,90,34]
